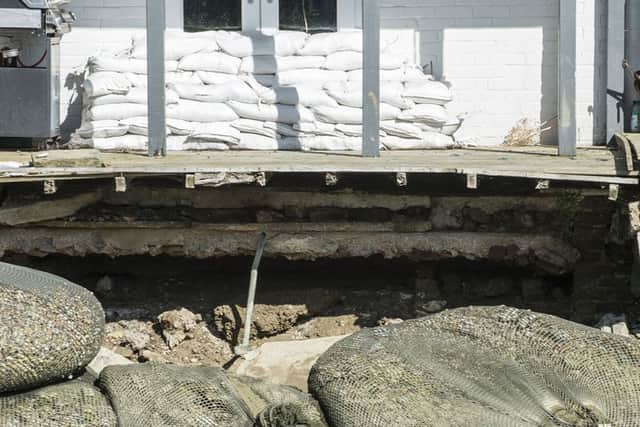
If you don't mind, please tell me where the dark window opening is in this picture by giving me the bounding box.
[279,0,337,33]
[184,0,242,32]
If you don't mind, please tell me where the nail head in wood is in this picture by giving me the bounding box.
[43,179,57,195]
[115,176,127,193]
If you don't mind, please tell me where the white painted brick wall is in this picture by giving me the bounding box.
[60,0,606,146]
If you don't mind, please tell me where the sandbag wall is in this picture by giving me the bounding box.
[73,30,460,152]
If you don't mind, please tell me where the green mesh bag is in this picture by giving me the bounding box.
[99,363,327,427]
[0,262,105,394]
[0,380,117,427]
[309,306,640,427]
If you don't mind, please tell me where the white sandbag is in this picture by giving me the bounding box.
[183,140,231,151]
[287,136,362,152]
[264,122,304,137]
[197,71,242,85]
[240,55,325,74]
[166,119,197,135]
[85,134,148,151]
[313,104,401,124]
[90,57,179,74]
[415,122,444,133]
[120,117,170,136]
[231,119,279,138]
[276,69,347,86]
[131,36,215,61]
[169,81,258,104]
[323,51,405,72]
[404,80,453,105]
[227,101,315,124]
[166,135,187,151]
[324,80,412,109]
[334,124,387,138]
[257,85,338,107]
[382,133,454,150]
[178,52,241,74]
[167,100,239,122]
[83,72,131,98]
[380,121,423,140]
[190,122,241,144]
[217,31,307,57]
[76,120,129,139]
[87,103,148,121]
[232,133,278,150]
[293,122,338,136]
[299,31,362,56]
[441,113,463,136]
[91,87,179,106]
[346,69,405,82]
[397,104,448,124]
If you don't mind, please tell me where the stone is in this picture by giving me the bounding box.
[95,276,114,295]
[122,329,150,352]
[229,335,348,392]
[417,300,447,315]
[520,278,549,301]
[377,317,404,327]
[139,349,167,363]
[483,277,514,297]
[596,313,630,337]
[86,347,134,378]
[158,308,202,349]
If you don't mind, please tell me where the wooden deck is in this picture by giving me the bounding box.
[0,137,638,185]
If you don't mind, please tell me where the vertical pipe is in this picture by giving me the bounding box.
[607,0,625,142]
[146,0,166,157]
[624,0,640,131]
[362,0,380,158]
[240,233,267,353]
[559,0,577,156]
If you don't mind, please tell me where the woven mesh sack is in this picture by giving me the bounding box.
[0,380,117,427]
[228,374,328,427]
[0,262,105,394]
[99,363,255,427]
[309,306,640,427]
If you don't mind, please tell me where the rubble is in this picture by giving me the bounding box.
[596,313,631,337]
[157,308,202,349]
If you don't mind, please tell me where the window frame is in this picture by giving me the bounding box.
[172,0,359,32]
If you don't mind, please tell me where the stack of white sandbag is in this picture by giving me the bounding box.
[73,30,460,152]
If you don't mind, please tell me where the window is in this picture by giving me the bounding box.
[180,0,354,33]
[279,0,337,33]
[184,0,242,32]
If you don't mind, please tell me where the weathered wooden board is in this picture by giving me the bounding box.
[0,146,635,185]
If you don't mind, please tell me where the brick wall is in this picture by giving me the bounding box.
[60,0,607,146]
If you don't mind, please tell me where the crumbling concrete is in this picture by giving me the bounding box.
[0,228,580,273]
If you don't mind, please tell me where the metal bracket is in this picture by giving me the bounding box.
[185,174,196,189]
[609,184,620,201]
[325,173,339,187]
[466,174,478,190]
[234,232,268,356]
[396,172,408,187]
[115,175,127,193]
[43,179,57,195]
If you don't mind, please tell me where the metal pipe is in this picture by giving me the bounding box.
[362,0,380,158]
[236,232,267,355]
[624,0,640,131]
[146,0,167,157]
[607,0,625,143]
[558,0,577,156]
